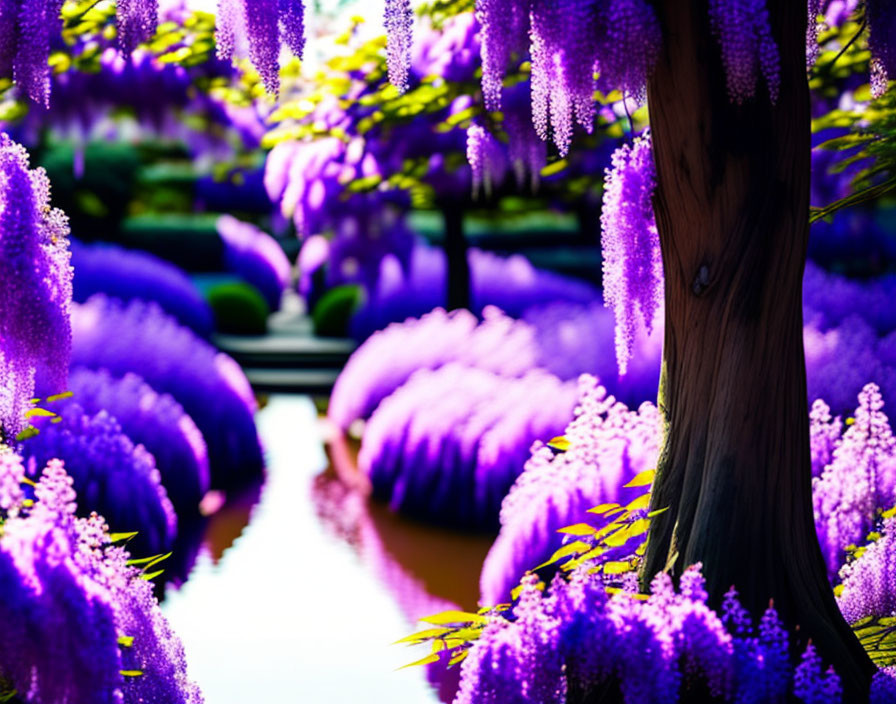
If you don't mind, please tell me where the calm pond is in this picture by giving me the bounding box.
[162,394,493,703]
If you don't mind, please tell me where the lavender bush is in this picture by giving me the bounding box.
[217,215,291,312]
[70,239,213,338]
[358,363,579,530]
[21,402,177,556]
[68,296,262,489]
[63,368,210,516]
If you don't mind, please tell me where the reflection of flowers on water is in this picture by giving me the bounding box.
[311,471,459,624]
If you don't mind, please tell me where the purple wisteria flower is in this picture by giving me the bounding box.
[0,132,72,438]
[0,454,203,704]
[22,402,177,556]
[70,239,213,337]
[837,516,896,625]
[358,363,579,530]
[812,384,896,577]
[480,375,661,604]
[64,367,211,516]
[600,132,662,376]
[215,0,305,93]
[217,215,291,311]
[68,295,262,489]
[455,564,830,704]
[867,0,896,98]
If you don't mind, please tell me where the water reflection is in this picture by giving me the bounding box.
[162,394,476,704]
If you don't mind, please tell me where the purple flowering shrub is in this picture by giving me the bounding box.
[217,215,291,311]
[0,133,72,438]
[63,368,210,516]
[69,296,262,489]
[70,239,213,337]
[358,363,579,530]
[812,384,896,578]
[21,402,177,556]
[444,565,841,704]
[0,453,202,704]
[479,376,661,605]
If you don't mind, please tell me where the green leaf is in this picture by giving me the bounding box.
[24,408,56,418]
[118,635,134,648]
[109,531,138,544]
[535,540,591,570]
[14,427,38,441]
[397,653,442,670]
[557,523,596,536]
[141,570,165,581]
[46,391,74,402]
[120,670,144,678]
[623,469,656,488]
[547,436,570,451]
[393,627,451,645]
[587,503,623,516]
[419,610,489,626]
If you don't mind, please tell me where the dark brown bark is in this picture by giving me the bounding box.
[640,1,874,698]
[443,206,471,311]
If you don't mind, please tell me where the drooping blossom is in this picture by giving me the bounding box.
[217,215,291,311]
[117,0,159,56]
[70,239,213,337]
[384,0,413,92]
[867,0,896,97]
[214,0,305,93]
[707,0,780,103]
[466,122,507,197]
[475,0,659,153]
[68,296,262,489]
[63,367,210,516]
[600,132,662,375]
[0,454,203,704]
[22,402,177,556]
[0,132,71,437]
[480,375,661,604]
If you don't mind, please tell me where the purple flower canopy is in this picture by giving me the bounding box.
[217,215,291,311]
[22,402,177,556]
[0,454,202,704]
[70,239,213,338]
[64,367,211,516]
[68,295,263,489]
[0,132,72,438]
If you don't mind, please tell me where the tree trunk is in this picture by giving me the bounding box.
[442,206,471,311]
[641,1,874,698]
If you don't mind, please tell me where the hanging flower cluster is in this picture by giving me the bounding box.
[867,0,896,98]
[0,0,64,105]
[600,132,662,376]
[384,0,413,92]
[0,133,71,438]
[466,122,507,198]
[215,0,305,93]
[116,0,159,56]
[476,0,660,155]
[0,454,203,704]
[707,0,781,103]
